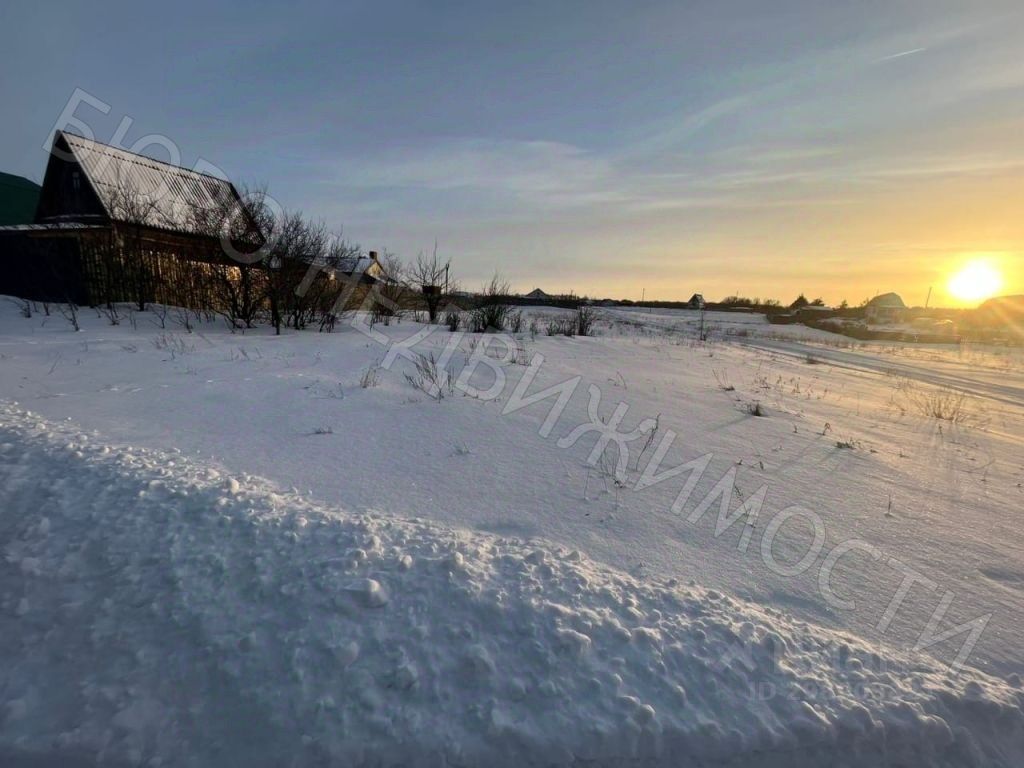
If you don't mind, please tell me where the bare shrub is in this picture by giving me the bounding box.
[59,303,80,332]
[597,447,626,491]
[546,316,576,337]
[9,298,32,318]
[508,311,523,334]
[512,337,529,366]
[469,274,511,333]
[360,359,382,388]
[172,307,194,333]
[906,387,970,423]
[404,353,452,401]
[319,311,339,333]
[712,369,735,391]
[576,305,595,336]
[370,301,397,326]
[150,303,169,329]
[152,333,195,359]
[445,309,462,332]
[634,413,661,470]
[746,401,767,417]
[102,303,121,326]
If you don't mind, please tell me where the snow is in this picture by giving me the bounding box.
[1,299,1023,764]
[2,403,1023,766]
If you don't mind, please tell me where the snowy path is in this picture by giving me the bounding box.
[2,403,1024,766]
[739,338,1024,408]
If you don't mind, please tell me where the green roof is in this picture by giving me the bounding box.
[0,171,41,225]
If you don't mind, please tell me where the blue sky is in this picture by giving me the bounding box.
[2,0,1022,304]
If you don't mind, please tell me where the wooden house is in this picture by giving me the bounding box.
[0,130,269,307]
[864,293,907,324]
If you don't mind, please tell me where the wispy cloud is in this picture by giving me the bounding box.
[875,47,927,63]
[343,138,626,208]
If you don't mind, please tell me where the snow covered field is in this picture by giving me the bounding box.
[2,299,1023,765]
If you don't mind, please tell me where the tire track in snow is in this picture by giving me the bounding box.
[739,338,1024,408]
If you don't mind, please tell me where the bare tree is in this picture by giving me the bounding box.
[263,210,305,334]
[316,231,364,330]
[189,182,271,329]
[368,251,406,325]
[105,170,172,311]
[407,243,451,323]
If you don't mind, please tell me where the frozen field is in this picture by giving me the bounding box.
[1,299,1023,765]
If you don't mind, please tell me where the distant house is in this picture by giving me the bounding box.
[864,293,907,324]
[0,172,41,226]
[973,295,1024,339]
[687,293,705,310]
[331,251,386,282]
[795,305,834,323]
[524,288,551,300]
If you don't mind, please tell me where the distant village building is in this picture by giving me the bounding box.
[972,295,1024,339]
[687,293,705,310]
[329,251,386,282]
[524,288,551,300]
[795,304,834,323]
[864,292,907,324]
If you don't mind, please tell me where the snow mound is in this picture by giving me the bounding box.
[1,402,1022,767]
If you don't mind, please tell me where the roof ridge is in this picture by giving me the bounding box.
[50,130,258,238]
[58,130,235,187]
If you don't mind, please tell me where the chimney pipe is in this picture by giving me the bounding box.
[369,251,378,260]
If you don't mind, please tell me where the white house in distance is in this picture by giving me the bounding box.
[864,292,907,324]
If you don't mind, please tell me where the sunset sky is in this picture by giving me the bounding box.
[1,0,1022,306]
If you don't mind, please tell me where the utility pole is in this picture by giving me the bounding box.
[925,286,932,309]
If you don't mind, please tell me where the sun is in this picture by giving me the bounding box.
[947,260,1003,303]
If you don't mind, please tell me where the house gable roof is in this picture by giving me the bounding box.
[332,256,383,278]
[40,131,255,240]
[866,292,906,309]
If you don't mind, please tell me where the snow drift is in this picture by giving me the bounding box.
[1,401,1022,767]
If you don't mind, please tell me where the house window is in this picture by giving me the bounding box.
[72,171,81,192]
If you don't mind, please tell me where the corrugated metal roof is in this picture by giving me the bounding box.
[331,256,381,275]
[0,222,105,232]
[59,132,243,236]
